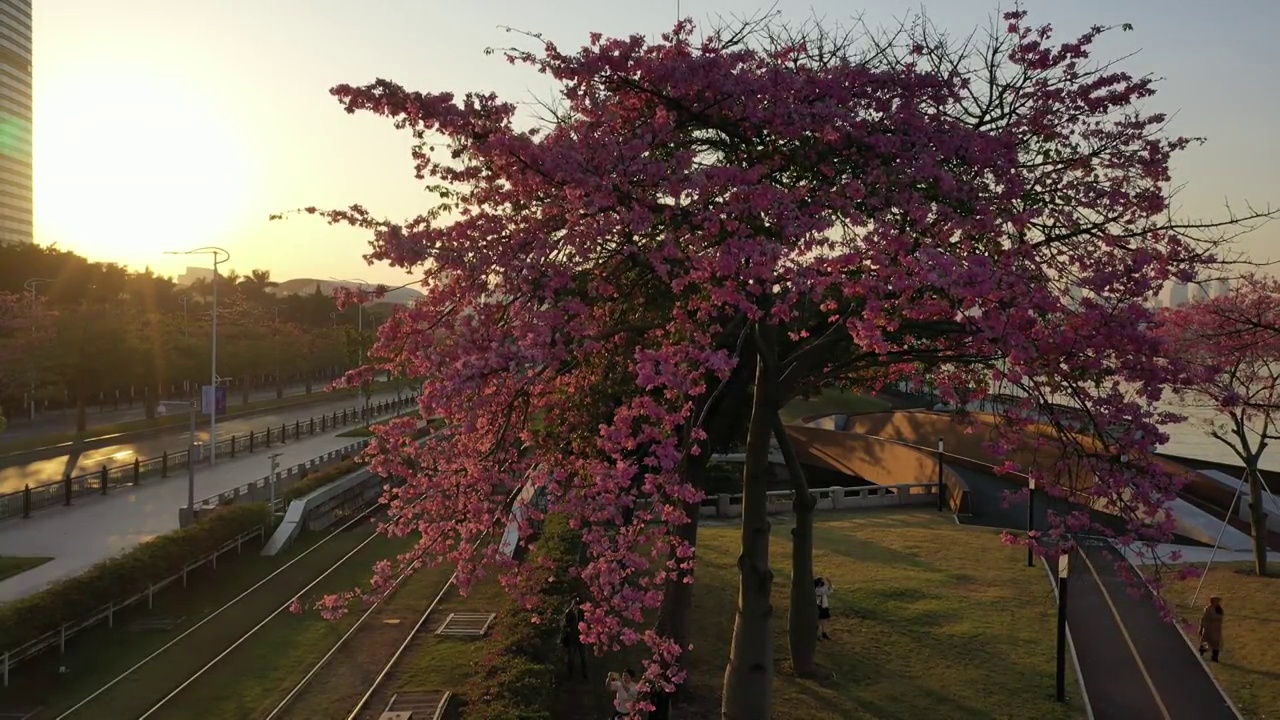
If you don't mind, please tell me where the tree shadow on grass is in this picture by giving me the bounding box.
[810,528,938,572]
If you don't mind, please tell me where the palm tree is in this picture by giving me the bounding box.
[237,269,278,307]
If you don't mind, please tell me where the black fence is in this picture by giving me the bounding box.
[0,394,420,521]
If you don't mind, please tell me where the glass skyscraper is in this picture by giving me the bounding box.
[0,0,31,245]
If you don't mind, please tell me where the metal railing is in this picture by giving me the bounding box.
[0,524,267,687]
[0,394,420,521]
[192,439,372,513]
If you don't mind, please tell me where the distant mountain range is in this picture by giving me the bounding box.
[271,278,424,305]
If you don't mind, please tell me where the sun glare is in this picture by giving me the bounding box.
[34,66,257,267]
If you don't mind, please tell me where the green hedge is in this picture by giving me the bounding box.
[464,515,581,719]
[281,457,360,504]
[0,503,271,651]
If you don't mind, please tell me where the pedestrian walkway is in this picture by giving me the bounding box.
[951,463,1238,719]
[0,429,368,602]
[1067,542,1238,719]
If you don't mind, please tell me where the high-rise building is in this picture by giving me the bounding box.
[0,1,32,245]
[1168,281,1189,308]
[1212,278,1232,298]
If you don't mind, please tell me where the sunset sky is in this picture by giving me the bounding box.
[32,0,1279,285]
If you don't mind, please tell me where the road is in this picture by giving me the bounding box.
[0,429,375,602]
[0,381,326,441]
[0,389,402,493]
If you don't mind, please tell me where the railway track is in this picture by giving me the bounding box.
[51,476,528,720]
[51,504,389,720]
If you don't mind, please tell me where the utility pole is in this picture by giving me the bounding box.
[165,247,230,465]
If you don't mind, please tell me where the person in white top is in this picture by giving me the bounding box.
[606,668,638,718]
[814,576,834,640]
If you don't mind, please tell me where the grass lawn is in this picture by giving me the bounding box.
[1154,562,1280,720]
[0,524,395,719]
[562,507,1086,719]
[0,555,51,582]
[780,388,892,424]
[0,386,376,455]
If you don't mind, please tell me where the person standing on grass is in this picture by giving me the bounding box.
[815,576,834,640]
[561,595,589,680]
[1199,595,1225,662]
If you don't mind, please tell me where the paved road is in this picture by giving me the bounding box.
[0,390,401,493]
[0,429,373,602]
[950,463,1236,719]
[0,382,327,440]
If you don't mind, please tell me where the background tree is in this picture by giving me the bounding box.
[1162,274,1280,576]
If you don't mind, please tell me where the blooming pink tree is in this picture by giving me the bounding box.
[1161,274,1280,576]
[285,11,1272,718]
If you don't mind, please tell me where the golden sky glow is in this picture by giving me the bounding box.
[29,0,1280,284]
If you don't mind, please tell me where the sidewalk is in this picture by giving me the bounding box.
[0,428,371,603]
[1067,542,1237,719]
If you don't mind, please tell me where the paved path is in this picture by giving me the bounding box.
[0,429,367,603]
[1068,542,1237,720]
[953,463,1238,719]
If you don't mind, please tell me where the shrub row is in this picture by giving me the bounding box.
[0,503,272,651]
[280,456,360,504]
[464,515,581,720]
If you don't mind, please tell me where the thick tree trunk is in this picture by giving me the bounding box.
[241,383,251,405]
[143,385,157,420]
[770,413,819,678]
[721,341,775,720]
[1247,469,1269,577]
[275,376,284,400]
[75,391,87,433]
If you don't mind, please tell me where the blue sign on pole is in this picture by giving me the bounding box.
[201,385,229,416]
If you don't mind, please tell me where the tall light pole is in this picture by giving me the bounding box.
[179,296,189,338]
[329,277,371,424]
[22,278,54,421]
[166,247,230,465]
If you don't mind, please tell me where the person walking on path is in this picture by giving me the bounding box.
[815,576,834,640]
[1199,595,1225,663]
[561,595,589,680]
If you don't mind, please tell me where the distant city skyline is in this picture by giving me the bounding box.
[29,0,1280,283]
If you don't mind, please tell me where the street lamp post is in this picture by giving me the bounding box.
[329,277,371,424]
[166,247,230,465]
[22,278,54,421]
[179,296,189,338]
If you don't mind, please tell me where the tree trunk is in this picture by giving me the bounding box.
[721,338,775,720]
[770,413,819,678]
[1247,468,1269,577]
[305,376,313,394]
[143,385,157,420]
[651,497,703,720]
[276,376,284,400]
[75,391,87,433]
[241,383,251,405]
